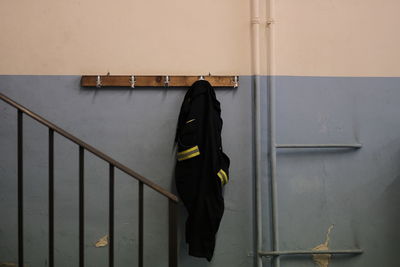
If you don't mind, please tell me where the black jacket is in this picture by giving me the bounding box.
[175,80,230,261]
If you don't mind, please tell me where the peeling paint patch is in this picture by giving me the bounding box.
[312,225,334,267]
[95,235,108,247]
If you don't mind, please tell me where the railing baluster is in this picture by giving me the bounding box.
[0,94,181,267]
[49,129,54,267]
[138,181,143,267]
[168,200,178,267]
[79,146,84,267]
[17,110,24,267]
[109,164,114,267]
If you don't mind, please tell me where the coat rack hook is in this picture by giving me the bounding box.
[130,75,136,88]
[96,75,102,88]
[81,75,239,88]
[164,75,170,87]
[233,76,239,88]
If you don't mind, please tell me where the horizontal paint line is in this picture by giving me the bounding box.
[1,74,400,78]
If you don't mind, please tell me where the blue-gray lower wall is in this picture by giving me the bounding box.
[0,76,254,267]
[1,76,400,267]
[260,76,400,267]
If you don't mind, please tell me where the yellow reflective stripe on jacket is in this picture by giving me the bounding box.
[217,169,228,185]
[177,145,200,161]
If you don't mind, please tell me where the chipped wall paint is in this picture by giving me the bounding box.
[95,235,108,248]
[312,225,334,267]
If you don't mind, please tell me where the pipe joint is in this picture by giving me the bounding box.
[251,17,261,24]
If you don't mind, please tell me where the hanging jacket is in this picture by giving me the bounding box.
[175,80,230,261]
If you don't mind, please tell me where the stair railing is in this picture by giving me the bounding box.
[0,92,179,267]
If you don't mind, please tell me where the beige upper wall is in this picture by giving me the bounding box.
[0,0,252,75]
[1,0,400,76]
[274,0,400,76]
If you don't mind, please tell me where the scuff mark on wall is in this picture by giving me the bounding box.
[312,225,334,267]
[95,235,108,247]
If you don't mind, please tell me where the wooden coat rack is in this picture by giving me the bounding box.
[81,75,239,88]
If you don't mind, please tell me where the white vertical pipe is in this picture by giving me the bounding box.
[268,77,280,267]
[254,75,262,267]
[251,2,261,76]
[266,0,280,266]
[251,0,262,266]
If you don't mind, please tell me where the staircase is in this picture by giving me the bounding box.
[0,93,179,267]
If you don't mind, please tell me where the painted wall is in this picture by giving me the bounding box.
[1,0,400,76]
[0,0,252,75]
[1,0,400,266]
[0,76,254,267]
[273,0,400,76]
[2,76,400,267]
[260,77,400,267]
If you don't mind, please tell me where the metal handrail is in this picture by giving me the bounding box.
[259,249,363,257]
[0,92,179,267]
[0,92,178,202]
[276,144,362,149]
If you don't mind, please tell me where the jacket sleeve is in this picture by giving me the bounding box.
[217,150,230,185]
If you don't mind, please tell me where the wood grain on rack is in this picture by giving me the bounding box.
[81,75,238,87]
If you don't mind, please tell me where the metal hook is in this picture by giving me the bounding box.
[130,75,136,88]
[233,76,239,88]
[199,75,205,80]
[164,75,170,87]
[96,75,102,88]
